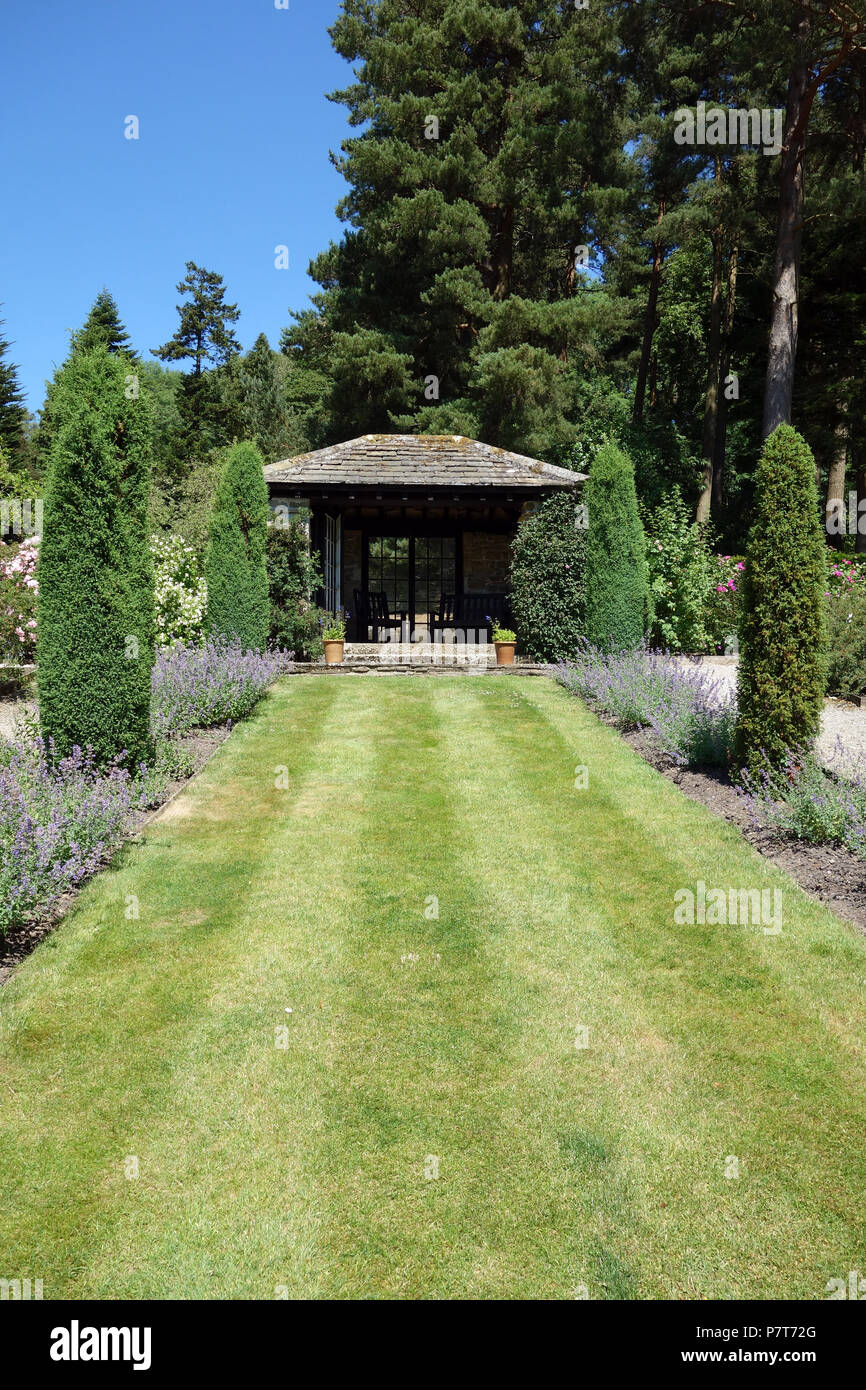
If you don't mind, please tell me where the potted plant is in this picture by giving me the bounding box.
[491,620,517,666]
[321,610,347,665]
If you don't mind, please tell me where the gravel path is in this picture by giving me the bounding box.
[695,658,866,772]
[0,700,37,743]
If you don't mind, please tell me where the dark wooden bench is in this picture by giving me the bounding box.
[353,589,405,642]
[428,592,511,640]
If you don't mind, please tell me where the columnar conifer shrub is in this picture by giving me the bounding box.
[38,347,155,767]
[735,425,828,773]
[205,441,270,651]
[509,492,586,661]
[583,441,649,650]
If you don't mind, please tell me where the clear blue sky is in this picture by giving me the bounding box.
[0,0,350,411]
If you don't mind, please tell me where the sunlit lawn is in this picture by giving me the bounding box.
[1,675,865,1299]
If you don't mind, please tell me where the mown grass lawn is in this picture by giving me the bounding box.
[1,674,865,1300]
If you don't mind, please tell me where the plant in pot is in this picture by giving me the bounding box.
[321,610,348,665]
[491,619,517,666]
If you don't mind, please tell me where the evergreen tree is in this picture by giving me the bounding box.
[71,289,136,358]
[735,425,828,774]
[153,262,242,456]
[583,441,649,650]
[286,0,633,451]
[509,491,586,661]
[0,311,28,461]
[205,440,270,651]
[38,347,155,767]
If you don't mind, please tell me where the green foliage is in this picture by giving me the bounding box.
[735,426,828,773]
[266,515,325,660]
[643,490,716,652]
[321,611,348,642]
[0,311,28,461]
[205,441,269,652]
[71,289,136,359]
[37,347,155,767]
[149,452,222,561]
[509,491,586,661]
[825,584,866,699]
[491,623,516,643]
[583,442,649,651]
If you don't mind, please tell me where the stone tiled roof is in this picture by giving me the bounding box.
[264,434,584,492]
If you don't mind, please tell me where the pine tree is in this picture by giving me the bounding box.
[72,289,136,359]
[205,440,270,651]
[735,425,828,773]
[583,441,648,651]
[152,262,242,456]
[286,0,633,451]
[0,311,28,461]
[38,347,155,767]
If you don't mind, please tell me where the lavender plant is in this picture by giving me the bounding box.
[0,737,150,934]
[740,747,866,858]
[556,643,736,767]
[151,636,293,738]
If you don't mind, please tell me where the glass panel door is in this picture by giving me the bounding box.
[367,536,411,614]
[415,536,456,624]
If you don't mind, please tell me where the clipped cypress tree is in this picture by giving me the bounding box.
[583,441,649,650]
[205,440,270,651]
[38,347,155,767]
[510,492,586,661]
[735,425,828,774]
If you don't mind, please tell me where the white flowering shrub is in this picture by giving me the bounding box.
[150,533,208,649]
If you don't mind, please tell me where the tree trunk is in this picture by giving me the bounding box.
[633,200,665,424]
[826,413,849,550]
[713,242,739,517]
[489,206,514,301]
[856,452,866,554]
[696,217,725,524]
[762,19,812,439]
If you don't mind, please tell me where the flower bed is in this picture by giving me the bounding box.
[151,638,294,738]
[556,643,736,767]
[1,637,293,938]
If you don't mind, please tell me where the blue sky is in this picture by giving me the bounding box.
[1,0,351,411]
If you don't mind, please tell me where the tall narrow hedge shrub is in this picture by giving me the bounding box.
[205,441,270,651]
[38,347,155,766]
[735,425,827,773]
[509,491,586,660]
[583,441,649,650]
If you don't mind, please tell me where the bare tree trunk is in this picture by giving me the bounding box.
[856,452,866,554]
[696,210,725,523]
[762,20,812,438]
[825,415,849,549]
[713,242,739,516]
[633,200,665,424]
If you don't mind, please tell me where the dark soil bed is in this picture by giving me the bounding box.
[620,724,866,935]
[0,723,233,986]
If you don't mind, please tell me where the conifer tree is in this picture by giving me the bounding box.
[38,347,155,767]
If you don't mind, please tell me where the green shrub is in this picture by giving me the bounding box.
[825,585,866,699]
[509,491,586,661]
[266,513,325,660]
[205,440,269,651]
[583,440,649,651]
[643,489,715,652]
[37,347,155,767]
[735,425,828,773]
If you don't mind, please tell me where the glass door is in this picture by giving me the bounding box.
[365,534,457,629]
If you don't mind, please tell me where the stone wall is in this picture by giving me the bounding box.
[462,531,513,591]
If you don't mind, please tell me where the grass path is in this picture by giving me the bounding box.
[1,676,865,1299]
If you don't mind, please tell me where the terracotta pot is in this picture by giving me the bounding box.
[494,641,516,666]
[323,639,345,665]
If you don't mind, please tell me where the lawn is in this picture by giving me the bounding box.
[1,674,865,1300]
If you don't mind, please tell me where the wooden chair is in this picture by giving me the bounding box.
[353,589,404,642]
